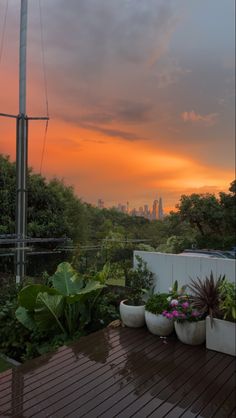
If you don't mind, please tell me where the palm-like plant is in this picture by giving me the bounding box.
[188,272,225,321]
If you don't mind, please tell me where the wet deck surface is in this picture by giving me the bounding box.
[0,327,235,417]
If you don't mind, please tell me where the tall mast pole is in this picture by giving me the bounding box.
[16,0,28,283]
[0,0,49,283]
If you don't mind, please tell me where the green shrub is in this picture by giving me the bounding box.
[125,255,154,305]
[88,292,120,331]
[16,262,105,336]
[145,293,170,315]
[219,279,236,322]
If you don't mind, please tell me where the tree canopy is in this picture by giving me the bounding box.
[0,154,235,271]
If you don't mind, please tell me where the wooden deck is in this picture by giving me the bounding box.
[0,327,235,417]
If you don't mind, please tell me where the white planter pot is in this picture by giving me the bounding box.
[145,311,174,336]
[120,300,145,328]
[174,320,206,345]
[206,316,236,356]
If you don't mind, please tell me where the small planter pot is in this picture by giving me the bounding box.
[206,316,236,356]
[145,311,174,336]
[120,300,145,328]
[174,320,206,345]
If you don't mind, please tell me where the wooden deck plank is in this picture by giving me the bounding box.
[0,328,149,415]
[57,339,185,417]
[109,346,214,418]
[180,360,235,417]
[0,327,235,418]
[158,351,232,418]
[0,327,138,409]
[97,345,212,418]
[22,332,157,417]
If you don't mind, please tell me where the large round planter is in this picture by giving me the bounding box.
[145,311,174,336]
[174,320,206,345]
[120,300,145,328]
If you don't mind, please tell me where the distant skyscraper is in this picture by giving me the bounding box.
[152,199,158,220]
[158,197,164,219]
[97,198,104,209]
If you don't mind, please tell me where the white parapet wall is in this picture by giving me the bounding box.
[134,251,236,293]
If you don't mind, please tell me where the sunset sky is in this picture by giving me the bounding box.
[0,0,235,212]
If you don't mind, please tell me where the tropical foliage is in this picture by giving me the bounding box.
[16,262,105,336]
[188,272,225,320]
[218,279,236,322]
[145,293,170,315]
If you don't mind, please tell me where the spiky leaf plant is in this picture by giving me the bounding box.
[188,271,225,322]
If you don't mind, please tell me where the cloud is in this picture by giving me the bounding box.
[78,123,142,142]
[181,110,218,127]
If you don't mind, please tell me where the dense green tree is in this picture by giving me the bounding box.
[176,184,235,249]
[0,155,16,234]
[0,155,86,242]
[1,154,235,273]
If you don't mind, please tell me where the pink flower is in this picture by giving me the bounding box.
[172,310,179,317]
[162,310,167,317]
[191,310,200,317]
[182,302,189,309]
[170,299,178,307]
[180,313,186,319]
[166,313,173,319]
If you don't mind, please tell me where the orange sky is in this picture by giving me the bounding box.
[0,1,235,212]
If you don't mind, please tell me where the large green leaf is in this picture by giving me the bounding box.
[34,292,65,333]
[66,280,105,303]
[51,262,83,296]
[18,284,59,310]
[15,306,36,330]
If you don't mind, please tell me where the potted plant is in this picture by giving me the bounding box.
[165,295,206,345]
[188,272,224,323]
[206,279,236,356]
[188,272,236,356]
[119,256,154,328]
[145,293,174,336]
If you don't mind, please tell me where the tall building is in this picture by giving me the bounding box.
[158,197,164,219]
[152,199,158,220]
[97,198,104,209]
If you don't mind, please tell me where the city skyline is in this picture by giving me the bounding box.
[98,196,165,220]
[0,1,234,212]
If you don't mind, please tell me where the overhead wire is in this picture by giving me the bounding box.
[0,0,8,67]
[38,0,49,174]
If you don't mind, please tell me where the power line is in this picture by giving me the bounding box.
[0,0,8,66]
[39,118,48,174]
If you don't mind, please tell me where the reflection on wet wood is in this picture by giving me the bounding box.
[0,327,235,417]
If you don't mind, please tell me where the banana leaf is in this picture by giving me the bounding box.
[15,306,36,330]
[51,262,84,296]
[34,292,66,334]
[18,284,59,310]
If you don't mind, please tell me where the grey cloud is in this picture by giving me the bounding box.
[53,98,153,127]
[80,124,142,141]
[36,0,179,79]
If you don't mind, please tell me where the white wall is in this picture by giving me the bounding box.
[134,251,236,293]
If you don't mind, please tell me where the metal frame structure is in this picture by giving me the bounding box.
[0,1,49,283]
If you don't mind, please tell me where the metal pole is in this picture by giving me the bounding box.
[16,0,28,283]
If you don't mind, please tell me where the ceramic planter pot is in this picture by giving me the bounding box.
[206,316,236,356]
[145,311,174,336]
[119,300,145,328]
[174,320,206,345]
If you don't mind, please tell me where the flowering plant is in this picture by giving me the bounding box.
[162,295,204,322]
